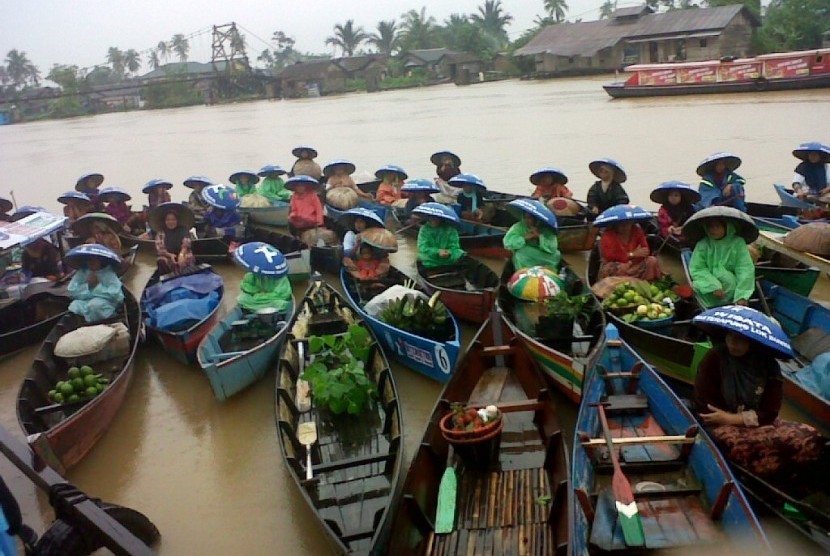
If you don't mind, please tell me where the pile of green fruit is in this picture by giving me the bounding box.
[48,365,109,405]
[601,280,679,323]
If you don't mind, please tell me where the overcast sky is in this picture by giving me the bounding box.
[1,0,609,74]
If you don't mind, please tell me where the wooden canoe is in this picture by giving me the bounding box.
[754,229,830,276]
[275,278,403,554]
[572,326,770,553]
[775,183,820,210]
[238,201,290,227]
[140,265,224,366]
[245,225,314,282]
[340,265,461,383]
[385,311,571,555]
[118,233,231,263]
[0,281,72,359]
[497,260,606,403]
[459,217,598,256]
[325,201,396,231]
[197,295,295,401]
[16,287,141,474]
[415,257,498,324]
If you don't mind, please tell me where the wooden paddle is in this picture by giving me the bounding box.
[435,445,457,534]
[298,421,317,481]
[596,403,645,547]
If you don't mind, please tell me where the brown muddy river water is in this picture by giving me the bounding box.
[0,76,828,554]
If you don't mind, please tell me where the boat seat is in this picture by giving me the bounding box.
[792,327,830,361]
[602,394,648,412]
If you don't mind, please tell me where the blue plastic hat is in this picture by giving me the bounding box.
[649,181,701,205]
[792,142,830,164]
[529,167,568,186]
[284,175,321,192]
[401,179,440,194]
[506,199,558,231]
[233,242,288,278]
[142,179,173,194]
[338,207,385,229]
[75,172,104,191]
[412,202,461,225]
[323,160,356,177]
[430,151,461,167]
[292,145,318,158]
[58,191,92,205]
[229,170,260,185]
[693,305,793,359]
[98,187,132,203]
[202,184,240,210]
[593,204,653,227]
[257,165,287,177]
[374,165,408,180]
[449,173,487,190]
[65,243,122,270]
[183,175,214,188]
[10,206,47,221]
[696,152,741,176]
[589,158,627,183]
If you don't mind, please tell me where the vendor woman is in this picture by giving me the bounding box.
[503,199,561,271]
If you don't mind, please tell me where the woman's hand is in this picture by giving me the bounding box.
[87,273,99,288]
[735,298,748,306]
[591,206,599,215]
[632,246,649,258]
[699,404,743,427]
[713,289,725,299]
[438,249,450,258]
[723,184,733,196]
[525,228,539,240]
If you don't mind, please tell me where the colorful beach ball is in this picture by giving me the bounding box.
[507,266,564,301]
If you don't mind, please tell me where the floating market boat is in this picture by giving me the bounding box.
[415,257,499,324]
[238,201,290,227]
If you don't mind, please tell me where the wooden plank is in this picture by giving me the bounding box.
[603,394,648,412]
[469,366,509,405]
[581,434,696,447]
[756,230,830,275]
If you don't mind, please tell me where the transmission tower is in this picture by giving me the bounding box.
[211,22,251,77]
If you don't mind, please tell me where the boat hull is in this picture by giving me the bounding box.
[239,202,289,227]
[197,301,294,401]
[775,183,818,210]
[340,267,461,383]
[140,267,224,366]
[604,72,830,98]
[415,258,498,324]
[119,233,231,263]
[572,330,769,553]
[246,226,312,282]
[16,288,141,474]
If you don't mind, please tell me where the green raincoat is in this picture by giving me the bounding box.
[689,222,755,308]
[503,220,561,271]
[258,177,292,202]
[237,273,292,312]
[234,181,257,198]
[417,223,465,268]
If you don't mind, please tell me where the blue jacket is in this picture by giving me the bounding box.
[697,172,746,212]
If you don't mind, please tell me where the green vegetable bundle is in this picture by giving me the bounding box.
[378,293,452,341]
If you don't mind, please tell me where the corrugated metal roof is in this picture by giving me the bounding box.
[515,5,756,59]
[405,49,455,64]
[611,6,654,18]
[277,59,336,79]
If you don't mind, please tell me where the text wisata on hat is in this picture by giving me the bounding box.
[411,202,461,225]
[649,181,701,206]
[696,152,741,177]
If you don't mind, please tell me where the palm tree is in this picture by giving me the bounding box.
[325,20,368,57]
[5,49,37,88]
[470,0,514,45]
[400,7,438,50]
[123,49,141,75]
[107,47,125,75]
[599,0,616,18]
[544,0,570,23]
[149,49,161,70]
[368,20,400,55]
[157,40,170,62]
[171,34,190,63]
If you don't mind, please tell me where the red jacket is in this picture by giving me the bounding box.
[600,224,649,263]
[532,183,572,199]
[289,190,324,230]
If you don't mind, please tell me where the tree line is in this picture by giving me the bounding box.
[1,0,827,96]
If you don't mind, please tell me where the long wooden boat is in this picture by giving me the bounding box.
[246,225,313,281]
[754,229,830,276]
[341,266,461,383]
[16,287,141,474]
[572,325,769,553]
[238,201,290,227]
[326,201,396,231]
[119,232,231,263]
[197,296,296,401]
[415,257,498,324]
[385,311,571,555]
[745,218,821,296]
[140,265,224,365]
[460,219,597,257]
[604,47,830,98]
[275,278,403,554]
[0,281,72,358]
[497,260,606,404]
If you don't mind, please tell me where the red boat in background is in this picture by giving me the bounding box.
[604,47,830,98]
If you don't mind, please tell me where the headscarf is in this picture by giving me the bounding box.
[161,211,189,253]
[715,343,781,412]
[796,160,827,194]
[663,197,696,227]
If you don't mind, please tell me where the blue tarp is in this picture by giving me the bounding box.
[143,272,223,306]
[144,272,223,332]
[791,351,830,402]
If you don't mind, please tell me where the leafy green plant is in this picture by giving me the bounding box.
[378,293,452,341]
[300,324,377,415]
[544,292,591,319]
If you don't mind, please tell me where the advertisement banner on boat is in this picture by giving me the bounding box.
[763,56,810,79]
[718,63,761,82]
[639,69,677,86]
[0,212,67,250]
[678,66,718,84]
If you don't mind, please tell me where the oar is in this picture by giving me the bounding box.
[596,403,645,547]
[654,233,674,255]
[298,421,318,481]
[435,445,457,534]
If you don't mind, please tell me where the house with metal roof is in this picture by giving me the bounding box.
[402,48,482,81]
[515,5,759,73]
